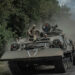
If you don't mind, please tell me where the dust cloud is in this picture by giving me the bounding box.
[56,0,75,41]
[54,17,75,41]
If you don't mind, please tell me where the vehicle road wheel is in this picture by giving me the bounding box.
[8,61,22,75]
[55,57,68,73]
[8,61,35,75]
[73,54,75,65]
[67,54,73,68]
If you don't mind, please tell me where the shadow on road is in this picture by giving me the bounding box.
[26,68,64,75]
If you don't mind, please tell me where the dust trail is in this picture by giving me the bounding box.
[56,0,75,41]
[55,17,75,41]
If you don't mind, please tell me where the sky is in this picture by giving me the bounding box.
[58,0,71,6]
[58,0,75,19]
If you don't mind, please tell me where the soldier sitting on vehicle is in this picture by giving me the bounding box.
[28,24,37,41]
[42,23,51,34]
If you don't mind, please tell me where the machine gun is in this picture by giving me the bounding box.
[51,25,62,33]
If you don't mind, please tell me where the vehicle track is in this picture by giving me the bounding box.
[0,62,75,75]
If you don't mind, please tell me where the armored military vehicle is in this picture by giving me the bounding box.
[0,25,75,75]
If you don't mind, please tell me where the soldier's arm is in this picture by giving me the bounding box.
[28,29,31,35]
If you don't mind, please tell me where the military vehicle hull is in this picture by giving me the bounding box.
[0,27,75,74]
[0,48,63,61]
[0,47,75,74]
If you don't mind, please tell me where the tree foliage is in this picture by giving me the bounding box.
[6,0,59,36]
[0,0,70,53]
[39,0,59,21]
[0,0,70,37]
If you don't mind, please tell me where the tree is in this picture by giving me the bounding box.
[0,0,71,55]
[0,24,13,56]
[39,0,59,21]
[0,0,60,37]
[57,5,71,18]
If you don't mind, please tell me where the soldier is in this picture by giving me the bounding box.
[44,34,48,38]
[42,23,51,34]
[28,24,37,41]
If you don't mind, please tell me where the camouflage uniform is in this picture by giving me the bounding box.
[28,24,37,41]
[42,23,51,34]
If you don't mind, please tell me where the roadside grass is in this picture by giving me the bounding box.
[0,71,11,75]
[0,62,11,75]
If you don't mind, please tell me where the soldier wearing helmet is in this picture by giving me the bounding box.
[42,23,51,34]
[28,24,37,41]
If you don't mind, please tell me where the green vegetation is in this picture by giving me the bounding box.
[0,0,70,54]
[0,0,60,36]
[0,62,11,75]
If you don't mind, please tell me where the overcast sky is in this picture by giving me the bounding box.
[58,0,75,19]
